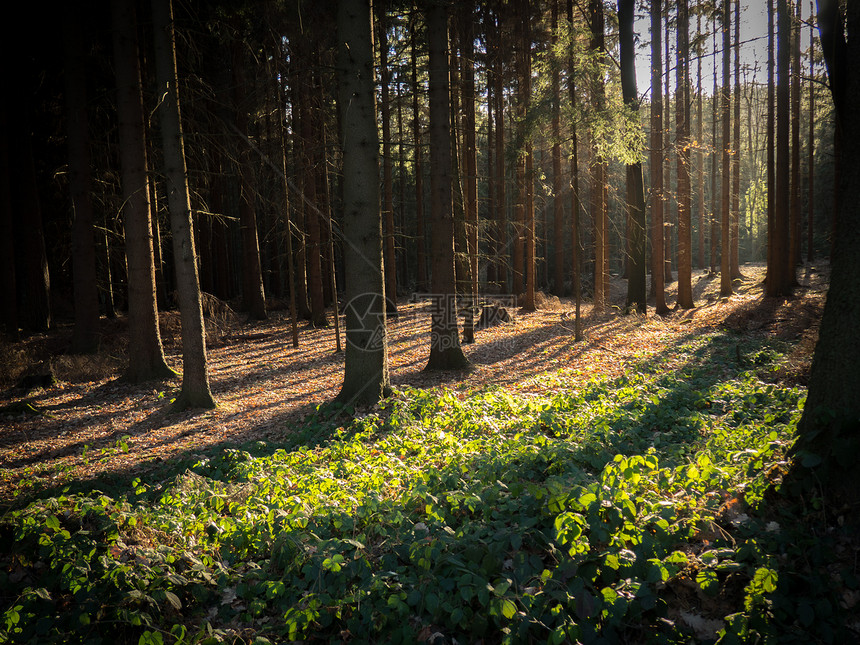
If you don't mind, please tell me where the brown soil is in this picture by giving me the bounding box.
[0,262,829,505]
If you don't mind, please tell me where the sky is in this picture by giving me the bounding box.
[632,2,814,99]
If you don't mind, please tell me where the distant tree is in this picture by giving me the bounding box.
[719,0,733,297]
[568,0,583,338]
[651,0,669,315]
[767,0,793,296]
[676,0,694,309]
[377,1,398,317]
[730,0,743,280]
[807,0,816,263]
[552,0,565,298]
[589,0,609,311]
[112,0,176,383]
[63,6,100,354]
[411,17,428,292]
[231,36,267,321]
[789,0,802,269]
[787,0,860,513]
[152,0,215,410]
[619,0,646,313]
[425,0,469,371]
[0,106,17,341]
[335,0,390,405]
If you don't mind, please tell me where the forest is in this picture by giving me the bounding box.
[1,0,859,642]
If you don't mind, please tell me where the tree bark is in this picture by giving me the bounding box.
[335,0,390,405]
[112,0,176,383]
[651,0,669,315]
[377,1,398,317]
[731,0,743,279]
[425,0,470,371]
[64,6,100,354]
[720,0,733,297]
[152,0,215,410]
[767,0,793,296]
[568,0,583,338]
[619,0,646,313]
[676,0,694,309]
[787,0,860,513]
[411,20,428,293]
[552,0,564,298]
[589,0,608,311]
[231,40,267,320]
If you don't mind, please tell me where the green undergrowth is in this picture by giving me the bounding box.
[1,332,855,644]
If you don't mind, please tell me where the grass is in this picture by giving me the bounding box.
[1,329,856,644]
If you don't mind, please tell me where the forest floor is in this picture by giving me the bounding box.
[0,262,828,508]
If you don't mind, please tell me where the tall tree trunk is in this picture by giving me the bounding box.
[711,9,720,274]
[460,6,479,336]
[664,5,674,284]
[619,0,646,313]
[63,6,100,353]
[520,0,536,312]
[494,4,507,292]
[335,0,390,405]
[696,7,706,271]
[411,20,428,292]
[767,0,776,282]
[731,0,743,279]
[789,0,802,270]
[0,106,17,341]
[807,0,816,263]
[767,0,793,296]
[651,0,669,315]
[552,0,564,297]
[232,41,267,320]
[112,0,176,383]
[425,0,469,371]
[377,1,398,316]
[300,57,328,328]
[787,0,860,512]
[590,0,608,311]
[567,0,582,338]
[676,0,694,309]
[720,0,733,296]
[152,0,215,409]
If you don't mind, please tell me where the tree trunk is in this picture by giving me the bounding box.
[425,0,469,371]
[731,0,743,279]
[676,0,694,309]
[568,0,583,338]
[494,5,507,293]
[590,0,608,311]
[0,105,17,341]
[231,41,267,320]
[619,0,646,313]
[711,10,720,275]
[807,0,815,263]
[651,0,669,315]
[377,1,398,317]
[335,0,390,405]
[789,0,802,271]
[112,0,176,383]
[767,0,776,282]
[152,0,215,410]
[552,0,564,297]
[696,8,706,271]
[411,21,428,293]
[460,6,479,335]
[787,0,860,513]
[767,0,793,297]
[64,7,100,354]
[720,0,733,297]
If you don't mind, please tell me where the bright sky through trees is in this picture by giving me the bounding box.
[632,2,804,99]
